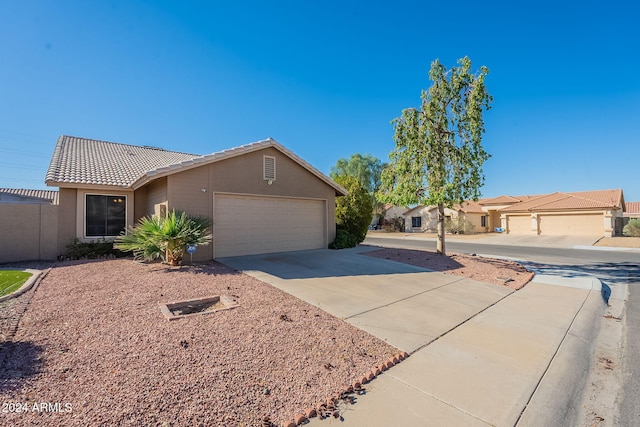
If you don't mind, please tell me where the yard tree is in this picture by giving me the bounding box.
[379,56,492,255]
[333,174,374,247]
[330,153,386,223]
[330,153,386,197]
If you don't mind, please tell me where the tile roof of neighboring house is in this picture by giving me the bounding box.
[45,135,347,196]
[46,135,198,188]
[0,188,59,204]
[500,189,623,212]
[403,205,436,216]
[625,201,640,216]
[479,195,523,205]
[455,200,485,214]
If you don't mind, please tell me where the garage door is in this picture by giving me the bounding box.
[506,215,531,234]
[214,194,326,257]
[538,214,602,236]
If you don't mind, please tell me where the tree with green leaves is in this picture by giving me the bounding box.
[379,56,492,255]
[330,153,386,227]
[331,175,374,248]
[330,153,386,197]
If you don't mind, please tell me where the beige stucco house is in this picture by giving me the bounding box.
[45,135,347,260]
[399,189,625,237]
[403,200,489,233]
[499,190,624,237]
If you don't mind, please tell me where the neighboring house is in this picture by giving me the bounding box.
[402,200,487,233]
[382,204,406,222]
[397,189,625,237]
[499,189,624,237]
[45,135,347,260]
[403,205,437,232]
[624,201,640,219]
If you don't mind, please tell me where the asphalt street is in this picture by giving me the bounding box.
[363,235,640,425]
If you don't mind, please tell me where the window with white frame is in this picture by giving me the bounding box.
[85,195,126,237]
[411,216,422,228]
[481,215,488,227]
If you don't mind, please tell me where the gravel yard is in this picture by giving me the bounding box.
[365,247,532,290]
[0,259,398,426]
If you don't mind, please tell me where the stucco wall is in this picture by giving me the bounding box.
[165,147,338,260]
[0,204,58,262]
[57,188,77,255]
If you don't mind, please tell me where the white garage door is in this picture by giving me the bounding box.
[506,215,531,234]
[538,214,602,236]
[214,194,326,258]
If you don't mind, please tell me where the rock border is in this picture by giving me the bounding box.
[266,351,410,427]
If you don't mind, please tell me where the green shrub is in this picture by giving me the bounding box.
[445,217,475,234]
[333,175,374,243]
[114,210,212,265]
[64,238,127,260]
[383,217,404,232]
[623,218,640,237]
[329,229,359,249]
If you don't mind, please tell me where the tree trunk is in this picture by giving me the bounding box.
[437,203,446,255]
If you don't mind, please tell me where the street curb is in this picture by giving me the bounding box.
[515,276,607,426]
[573,245,640,253]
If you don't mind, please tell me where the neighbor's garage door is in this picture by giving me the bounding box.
[538,214,602,236]
[506,215,531,234]
[214,194,326,257]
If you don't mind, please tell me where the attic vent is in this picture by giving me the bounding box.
[263,156,276,181]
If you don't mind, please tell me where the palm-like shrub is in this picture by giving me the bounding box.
[623,218,640,237]
[114,210,212,265]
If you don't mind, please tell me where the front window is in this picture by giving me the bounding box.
[411,216,422,228]
[481,215,488,227]
[86,195,126,237]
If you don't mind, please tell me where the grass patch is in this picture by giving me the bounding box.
[0,270,32,297]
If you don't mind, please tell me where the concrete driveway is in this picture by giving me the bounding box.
[219,247,514,353]
[220,247,604,426]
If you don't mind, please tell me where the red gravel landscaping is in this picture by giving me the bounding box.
[0,259,398,426]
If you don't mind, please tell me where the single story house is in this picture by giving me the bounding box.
[499,189,624,237]
[46,135,347,260]
[403,200,488,233]
[399,189,625,237]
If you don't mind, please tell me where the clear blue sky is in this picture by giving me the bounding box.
[1,0,639,201]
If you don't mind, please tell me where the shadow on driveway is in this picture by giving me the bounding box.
[218,248,431,280]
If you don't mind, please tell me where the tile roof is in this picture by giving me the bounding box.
[455,200,485,214]
[46,135,198,188]
[500,189,623,212]
[625,201,640,214]
[0,188,59,204]
[45,135,347,196]
[402,205,436,216]
[479,195,523,205]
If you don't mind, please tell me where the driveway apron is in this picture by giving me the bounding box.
[218,248,514,353]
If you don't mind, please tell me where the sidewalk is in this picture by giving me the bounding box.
[307,274,605,427]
